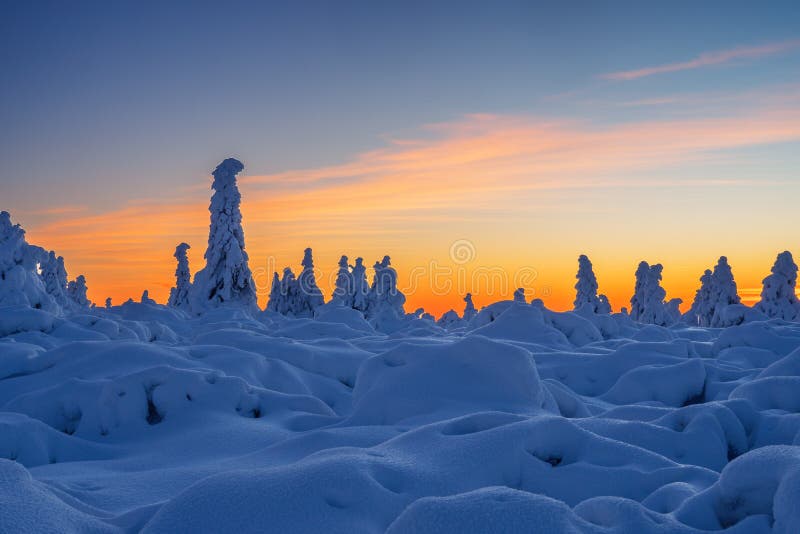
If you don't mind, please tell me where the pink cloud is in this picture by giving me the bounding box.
[603,39,800,81]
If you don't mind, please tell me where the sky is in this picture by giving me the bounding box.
[1,0,799,316]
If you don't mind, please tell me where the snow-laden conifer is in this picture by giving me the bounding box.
[189,158,256,313]
[168,243,191,308]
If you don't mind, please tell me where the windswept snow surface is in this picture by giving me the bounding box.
[2,302,800,533]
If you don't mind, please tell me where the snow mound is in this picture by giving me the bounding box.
[350,336,555,425]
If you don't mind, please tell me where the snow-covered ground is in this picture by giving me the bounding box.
[2,301,800,533]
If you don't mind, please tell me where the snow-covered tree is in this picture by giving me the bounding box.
[631,262,673,325]
[365,256,405,320]
[351,257,370,313]
[168,243,191,308]
[279,267,298,315]
[574,254,604,312]
[0,211,58,312]
[189,158,257,313]
[331,255,354,306]
[40,250,69,308]
[686,269,714,326]
[105,297,112,308]
[266,272,282,313]
[295,248,324,316]
[709,256,741,327]
[686,256,742,327]
[629,261,650,320]
[67,275,90,308]
[463,292,477,321]
[513,287,526,303]
[141,290,156,305]
[755,251,800,321]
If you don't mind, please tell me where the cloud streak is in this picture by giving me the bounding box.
[602,39,800,81]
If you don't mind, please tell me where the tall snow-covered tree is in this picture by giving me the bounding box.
[709,256,741,327]
[189,158,256,313]
[331,255,354,306]
[168,243,192,308]
[463,292,477,321]
[365,256,405,319]
[351,257,370,313]
[296,247,324,316]
[67,275,90,308]
[40,250,69,308]
[687,269,714,326]
[574,254,603,312]
[629,261,650,320]
[755,251,800,321]
[0,211,58,312]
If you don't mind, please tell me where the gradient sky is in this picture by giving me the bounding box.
[2,1,799,316]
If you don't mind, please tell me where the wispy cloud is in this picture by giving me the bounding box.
[602,39,800,81]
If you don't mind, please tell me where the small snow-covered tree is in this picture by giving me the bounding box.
[631,262,673,326]
[365,256,405,320]
[463,292,477,321]
[0,211,57,312]
[266,272,282,313]
[709,256,741,327]
[189,158,257,313]
[331,255,354,306]
[105,297,112,308]
[755,251,800,321]
[513,287,526,303]
[168,243,192,308]
[687,269,714,326]
[67,275,90,308]
[351,257,370,313]
[295,248,324,316]
[666,297,683,325]
[574,254,603,312]
[40,250,69,308]
[141,290,156,305]
[437,309,461,327]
